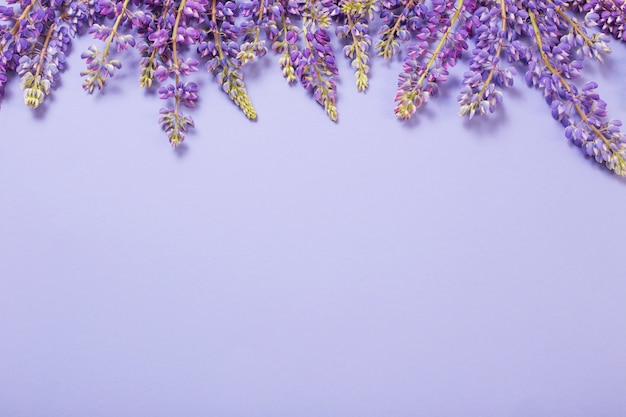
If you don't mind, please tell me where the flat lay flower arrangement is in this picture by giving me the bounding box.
[0,0,625,174]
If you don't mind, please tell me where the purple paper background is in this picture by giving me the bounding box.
[1,31,626,417]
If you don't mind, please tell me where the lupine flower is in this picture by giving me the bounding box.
[198,0,257,120]
[80,0,138,94]
[292,0,340,121]
[262,1,300,84]
[393,0,474,119]
[569,0,625,42]
[0,0,89,108]
[238,0,270,64]
[336,0,376,92]
[458,2,516,119]
[140,0,207,145]
[523,0,625,174]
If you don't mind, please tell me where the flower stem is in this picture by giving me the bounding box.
[552,4,595,50]
[101,0,132,66]
[10,4,34,37]
[347,13,369,91]
[172,0,188,68]
[255,0,265,43]
[379,0,415,59]
[212,0,225,60]
[417,0,465,86]
[475,0,506,99]
[34,23,56,83]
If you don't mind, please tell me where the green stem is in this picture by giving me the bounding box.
[212,0,225,60]
[172,0,188,67]
[475,0,506,99]
[417,0,465,86]
[100,0,132,66]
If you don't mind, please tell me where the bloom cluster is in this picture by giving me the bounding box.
[0,0,625,176]
[1,0,91,108]
[570,0,625,42]
[380,0,475,118]
[336,0,376,92]
[458,1,516,119]
[523,0,625,174]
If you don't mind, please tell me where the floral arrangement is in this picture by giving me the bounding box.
[0,0,625,175]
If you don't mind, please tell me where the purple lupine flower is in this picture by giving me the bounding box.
[520,0,625,174]
[458,2,516,118]
[148,29,169,49]
[197,0,256,120]
[291,0,340,120]
[569,0,625,42]
[139,0,209,145]
[336,0,375,92]
[237,0,271,65]
[159,106,195,146]
[393,0,474,119]
[0,0,89,108]
[81,0,138,94]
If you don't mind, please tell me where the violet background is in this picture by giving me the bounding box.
[1,31,626,417]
